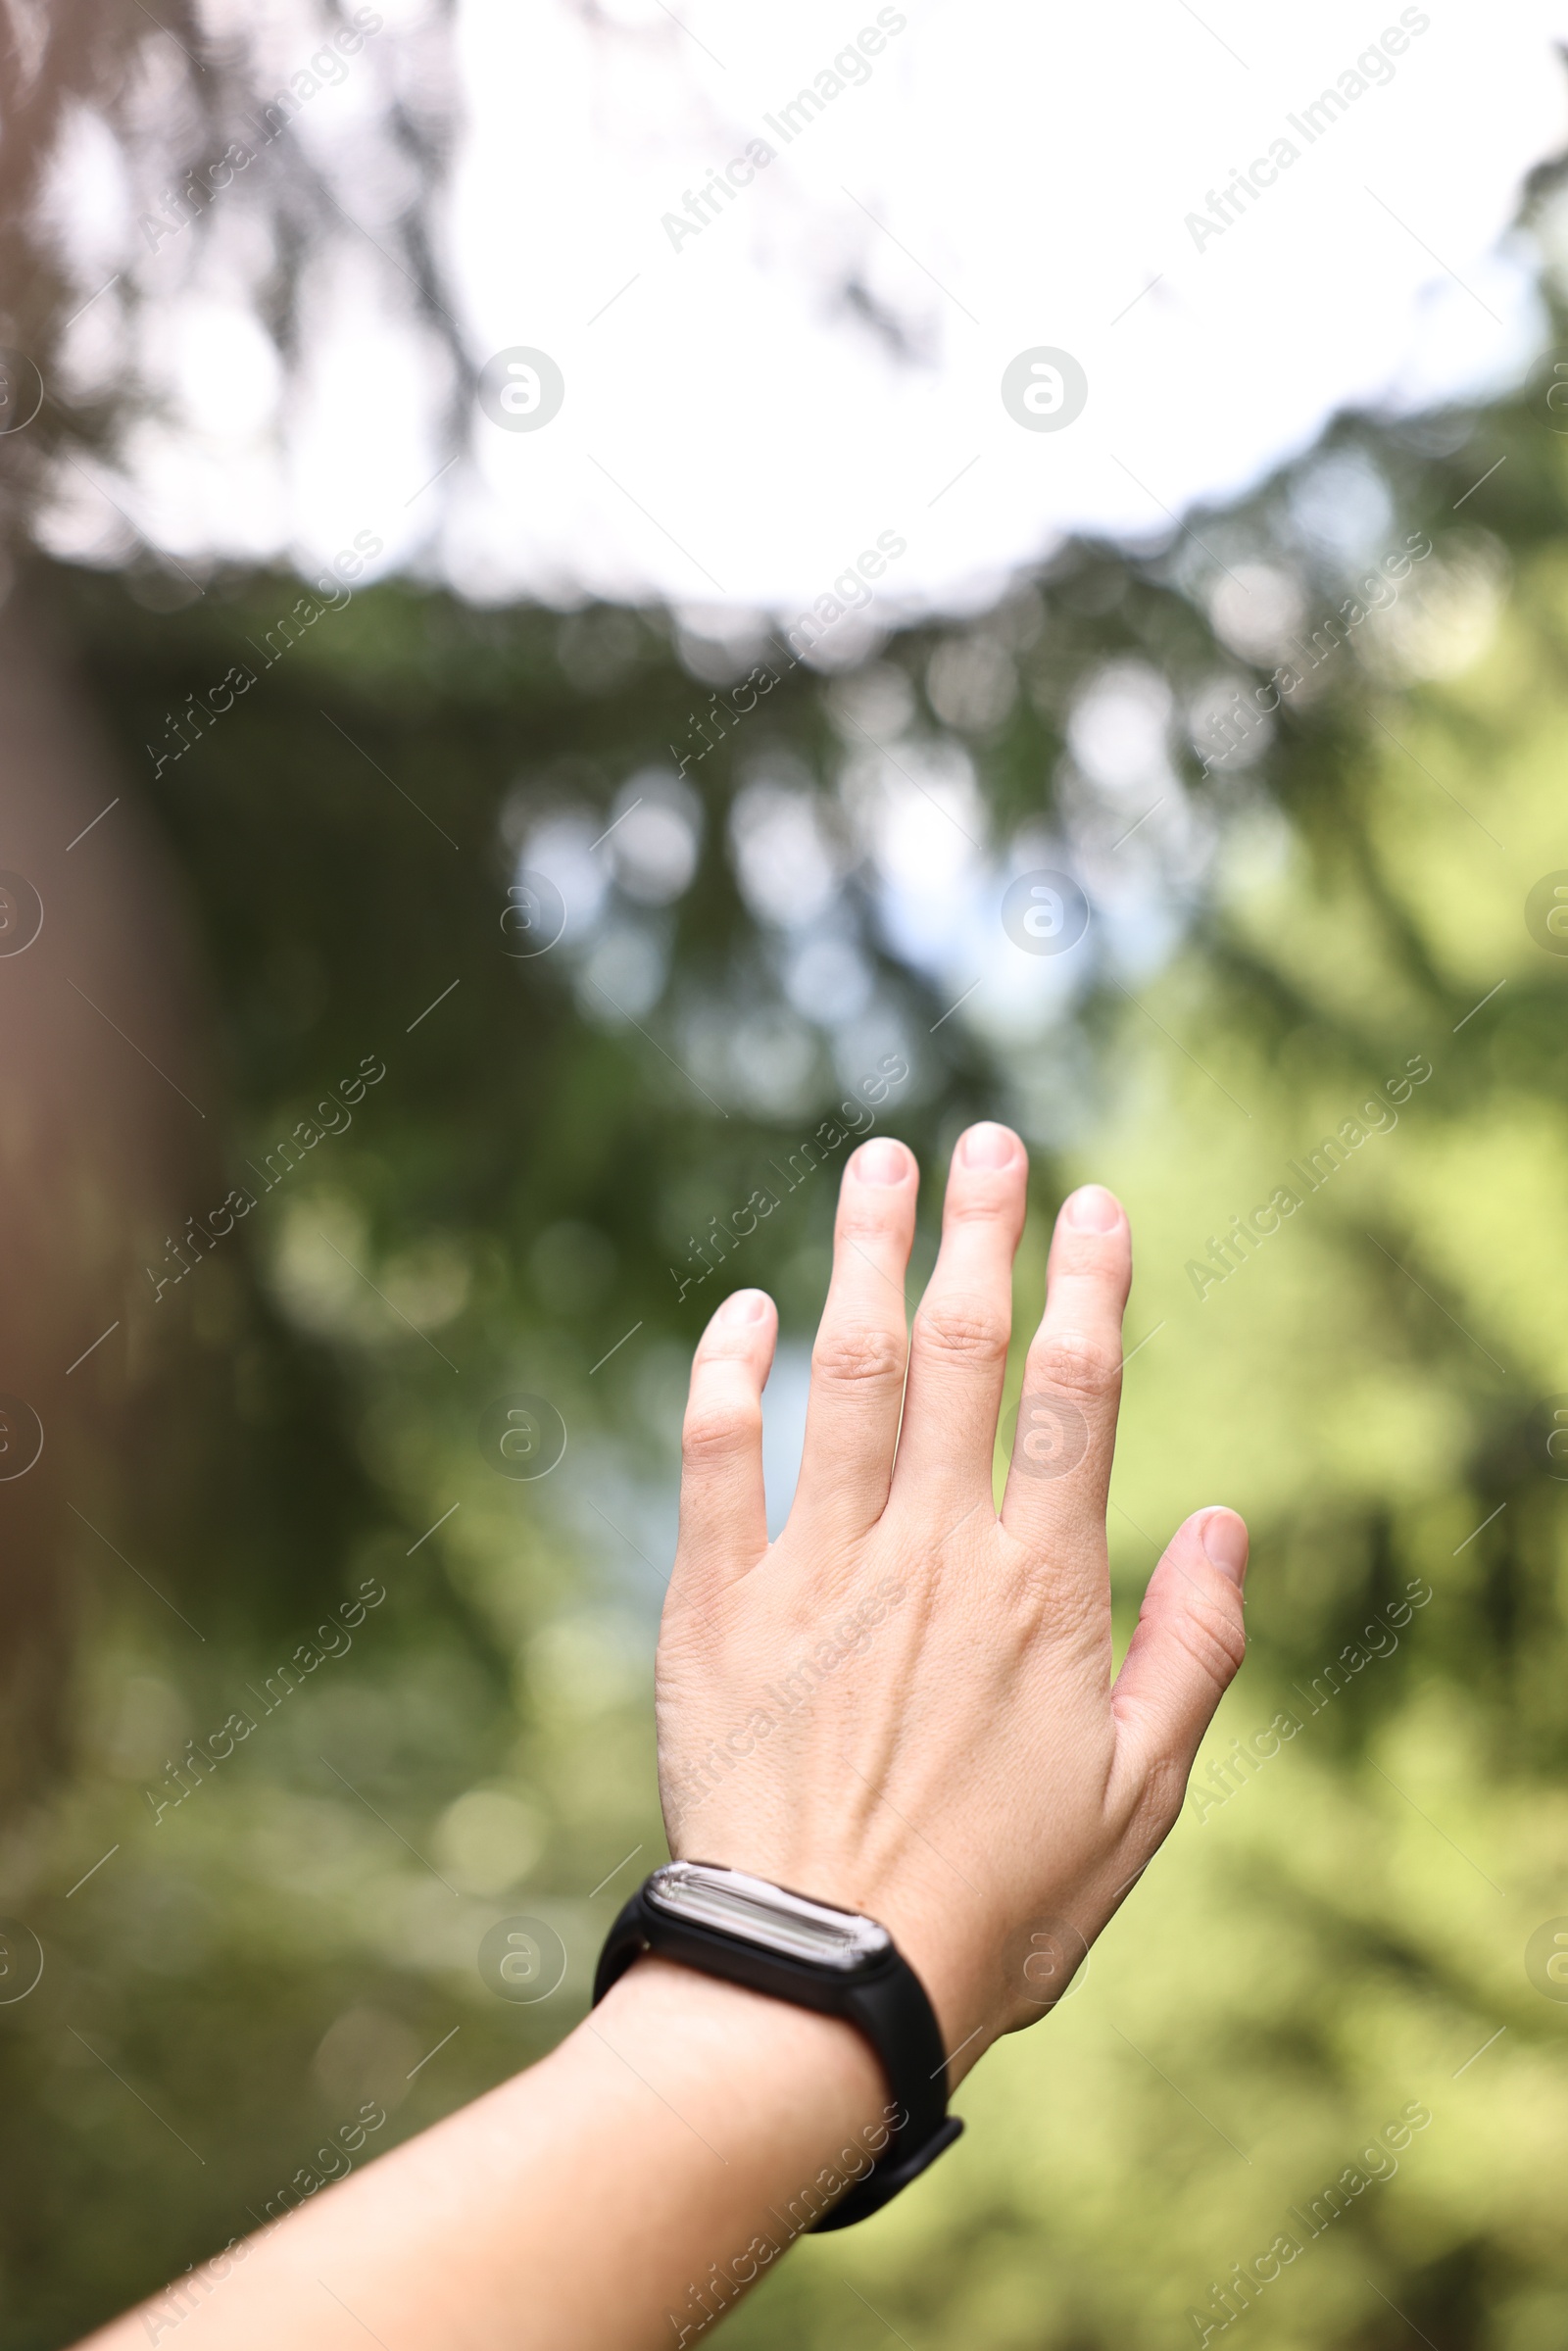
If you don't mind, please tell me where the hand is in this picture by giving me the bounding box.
[656,1122,1249,2082]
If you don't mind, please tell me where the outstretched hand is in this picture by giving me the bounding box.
[657,1122,1249,2081]
[85,1123,1252,2351]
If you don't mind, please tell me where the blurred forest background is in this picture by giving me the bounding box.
[2,8,1568,2351]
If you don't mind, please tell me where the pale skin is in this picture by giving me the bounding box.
[85,1123,1249,2351]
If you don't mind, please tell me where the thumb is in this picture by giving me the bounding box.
[1111,1507,1249,1791]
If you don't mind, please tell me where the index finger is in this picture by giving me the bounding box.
[999,1183,1130,1573]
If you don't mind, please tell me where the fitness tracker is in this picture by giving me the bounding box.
[592,1860,963,2229]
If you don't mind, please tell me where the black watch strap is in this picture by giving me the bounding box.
[592,1862,963,2229]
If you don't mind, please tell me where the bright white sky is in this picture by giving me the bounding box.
[54,0,1568,623]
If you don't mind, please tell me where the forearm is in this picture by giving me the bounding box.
[88,1961,888,2351]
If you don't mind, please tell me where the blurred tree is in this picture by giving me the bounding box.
[0,0,462,1802]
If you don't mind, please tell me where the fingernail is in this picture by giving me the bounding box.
[1064,1184,1119,1232]
[959,1121,1017,1170]
[852,1139,907,1186]
[1200,1508,1249,1587]
[718,1289,768,1324]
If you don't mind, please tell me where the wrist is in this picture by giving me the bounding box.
[858,1896,1000,2082]
[592,1952,888,2125]
[667,1837,1000,2084]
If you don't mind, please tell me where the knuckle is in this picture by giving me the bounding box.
[811,1322,905,1387]
[944,1192,1016,1229]
[836,1205,902,1247]
[681,1404,760,1468]
[914,1296,1010,1367]
[1031,1330,1121,1401]
[1028,1570,1109,1657]
[1137,1748,1190,1832]
[694,1330,752,1367]
[1164,1593,1249,1692]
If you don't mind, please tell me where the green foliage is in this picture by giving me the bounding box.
[3,356,1568,2350]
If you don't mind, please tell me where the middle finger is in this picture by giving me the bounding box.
[890,1122,1028,1511]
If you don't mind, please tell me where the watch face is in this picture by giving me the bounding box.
[647,1863,891,1971]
